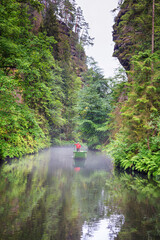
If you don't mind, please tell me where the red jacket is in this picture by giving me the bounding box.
[74,143,81,149]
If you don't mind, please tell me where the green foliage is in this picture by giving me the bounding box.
[76,60,112,149]
[18,33,65,131]
[120,51,160,145]
[105,51,160,178]
[0,0,62,159]
[0,0,82,159]
[41,0,59,58]
[105,120,160,179]
[0,70,50,158]
[59,63,81,140]
[0,0,91,159]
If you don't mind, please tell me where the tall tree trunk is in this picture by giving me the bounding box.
[151,0,155,81]
[152,0,155,54]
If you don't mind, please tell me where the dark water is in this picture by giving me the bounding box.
[0,147,160,240]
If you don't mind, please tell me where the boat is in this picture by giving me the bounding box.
[73,151,87,159]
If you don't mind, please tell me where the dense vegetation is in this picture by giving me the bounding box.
[76,58,112,149]
[0,0,112,159]
[0,0,93,159]
[105,0,160,179]
[0,0,160,180]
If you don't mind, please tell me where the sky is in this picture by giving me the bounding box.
[75,0,120,78]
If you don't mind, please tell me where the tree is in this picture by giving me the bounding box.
[76,60,111,148]
[0,0,65,158]
[108,0,160,177]
[152,0,155,54]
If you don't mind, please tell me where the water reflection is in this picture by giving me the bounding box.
[81,216,125,240]
[73,158,86,172]
[105,172,160,240]
[0,147,160,240]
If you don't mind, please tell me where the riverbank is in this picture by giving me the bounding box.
[102,139,160,182]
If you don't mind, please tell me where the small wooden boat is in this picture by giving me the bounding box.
[73,151,87,159]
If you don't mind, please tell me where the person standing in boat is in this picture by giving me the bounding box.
[74,142,81,151]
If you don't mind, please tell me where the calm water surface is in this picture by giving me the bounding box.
[0,146,160,240]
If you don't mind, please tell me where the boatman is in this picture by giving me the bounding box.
[74,142,81,152]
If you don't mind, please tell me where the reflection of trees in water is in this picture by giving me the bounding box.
[108,214,125,240]
[0,153,81,240]
[0,150,159,240]
[0,153,47,240]
[41,169,82,240]
[0,152,86,239]
[105,172,160,240]
[75,171,124,240]
[0,153,112,240]
[74,172,109,221]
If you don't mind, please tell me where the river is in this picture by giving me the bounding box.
[0,146,160,240]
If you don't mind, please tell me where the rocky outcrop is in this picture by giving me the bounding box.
[112,6,132,71]
[112,0,153,71]
[58,21,87,75]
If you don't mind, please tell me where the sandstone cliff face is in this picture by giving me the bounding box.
[30,6,87,76]
[58,21,87,75]
[113,7,132,71]
[112,0,153,71]
[32,10,43,34]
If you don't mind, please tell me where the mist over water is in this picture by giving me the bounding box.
[0,146,160,240]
